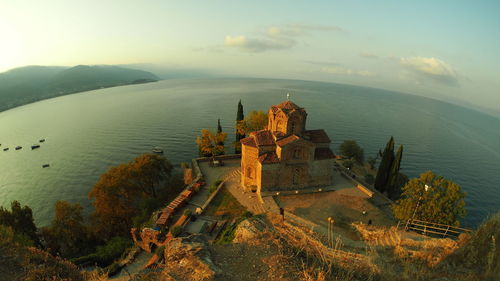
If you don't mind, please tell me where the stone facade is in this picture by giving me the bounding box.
[240,100,335,193]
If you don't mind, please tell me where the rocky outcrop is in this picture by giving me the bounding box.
[233,218,267,243]
[162,235,220,281]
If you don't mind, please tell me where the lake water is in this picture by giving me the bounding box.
[0,78,499,227]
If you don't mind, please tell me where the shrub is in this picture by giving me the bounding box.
[170,226,183,237]
[216,212,253,244]
[183,209,192,216]
[364,174,375,185]
[106,262,123,277]
[154,245,165,256]
[343,159,354,169]
[339,140,364,163]
[71,236,132,267]
[243,211,253,218]
[209,179,224,194]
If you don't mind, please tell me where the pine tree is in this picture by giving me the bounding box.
[374,136,395,193]
[235,100,245,153]
[387,145,403,199]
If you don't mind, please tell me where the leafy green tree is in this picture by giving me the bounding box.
[374,137,395,193]
[41,201,90,258]
[339,140,364,163]
[0,200,39,245]
[129,153,173,198]
[196,129,227,157]
[236,110,268,136]
[88,164,141,238]
[88,153,175,238]
[392,171,467,226]
[235,100,245,153]
[131,197,162,228]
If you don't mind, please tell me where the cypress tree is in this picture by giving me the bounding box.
[217,119,222,134]
[374,136,395,193]
[387,145,403,199]
[217,119,225,147]
[236,100,244,123]
[235,100,245,153]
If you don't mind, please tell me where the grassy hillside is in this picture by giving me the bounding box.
[0,65,158,112]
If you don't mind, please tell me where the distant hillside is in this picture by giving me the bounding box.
[0,65,159,112]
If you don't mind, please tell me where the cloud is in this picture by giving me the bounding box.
[302,60,342,67]
[359,52,378,59]
[399,56,458,86]
[321,66,375,77]
[267,23,341,37]
[224,35,294,52]
[224,23,341,52]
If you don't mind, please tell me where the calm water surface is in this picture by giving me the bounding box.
[0,78,499,227]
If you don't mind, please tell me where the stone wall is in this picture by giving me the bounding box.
[131,227,163,253]
[241,146,259,188]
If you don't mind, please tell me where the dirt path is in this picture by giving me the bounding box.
[110,250,153,280]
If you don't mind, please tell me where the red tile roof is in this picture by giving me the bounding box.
[250,130,275,146]
[276,135,300,146]
[273,131,286,139]
[240,136,257,147]
[305,129,331,143]
[270,100,306,115]
[258,152,280,164]
[314,147,336,160]
[276,100,302,110]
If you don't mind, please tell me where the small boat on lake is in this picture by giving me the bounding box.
[15,146,22,150]
[152,147,163,154]
[42,164,50,168]
[3,148,8,151]
[39,139,45,143]
[31,144,41,150]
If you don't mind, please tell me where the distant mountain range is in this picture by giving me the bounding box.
[0,65,159,112]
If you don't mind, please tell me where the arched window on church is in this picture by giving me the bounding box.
[277,120,283,132]
[293,168,300,185]
[247,167,254,179]
[290,121,295,134]
[293,148,301,159]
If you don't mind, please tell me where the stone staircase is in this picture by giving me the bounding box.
[223,168,241,181]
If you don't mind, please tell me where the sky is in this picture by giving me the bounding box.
[1,0,499,113]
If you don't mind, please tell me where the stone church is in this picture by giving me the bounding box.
[240,100,335,193]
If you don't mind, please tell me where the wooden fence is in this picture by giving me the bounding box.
[403,219,472,238]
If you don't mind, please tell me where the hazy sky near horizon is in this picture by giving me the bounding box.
[1,0,499,111]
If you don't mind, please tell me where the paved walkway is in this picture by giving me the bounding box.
[222,169,269,215]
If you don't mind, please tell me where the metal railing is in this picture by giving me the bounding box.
[403,218,472,238]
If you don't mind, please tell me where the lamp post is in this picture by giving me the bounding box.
[327,217,334,248]
[406,184,431,231]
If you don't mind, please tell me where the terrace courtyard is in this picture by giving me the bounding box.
[198,157,395,246]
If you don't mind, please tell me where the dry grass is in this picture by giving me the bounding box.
[443,213,500,280]
[352,222,459,267]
